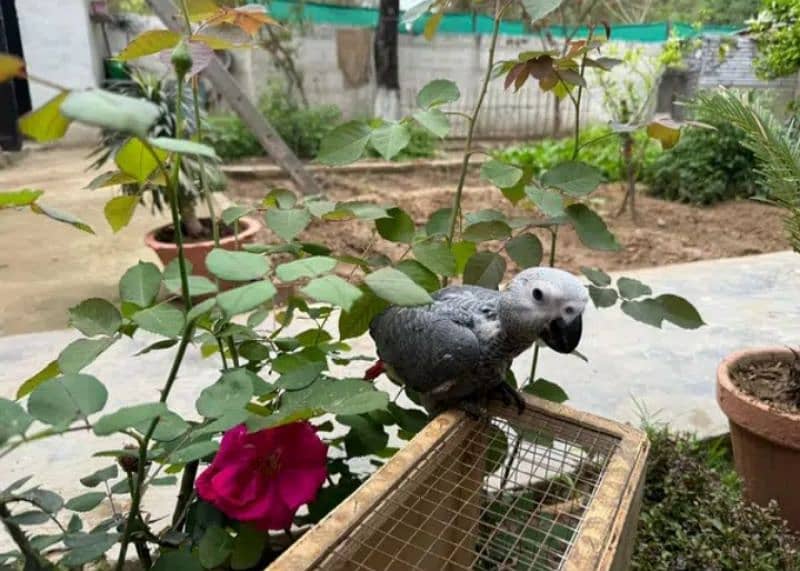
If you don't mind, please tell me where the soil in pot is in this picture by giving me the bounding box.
[154,218,236,243]
[731,357,800,415]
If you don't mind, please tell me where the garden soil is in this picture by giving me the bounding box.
[732,359,800,415]
[229,166,790,277]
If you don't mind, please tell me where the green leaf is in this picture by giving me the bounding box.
[387,403,428,433]
[276,256,337,281]
[61,90,161,138]
[581,266,611,287]
[115,137,164,183]
[413,240,457,276]
[525,186,565,218]
[80,466,118,488]
[139,410,190,442]
[58,337,115,374]
[617,277,652,300]
[0,398,33,444]
[463,252,506,289]
[18,92,72,142]
[16,360,60,399]
[152,476,177,486]
[463,220,511,243]
[171,440,219,463]
[481,159,523,188]
[338,288,388,340]
[275,361,325,391]
[370,122,411,160]
[318,121,371,166]
[265,207,311,241]
[465,209,505,224]
[239,341,270,362]
[620,299,665,328]
[65,492,106,513]
[30,202,94,234]
[565,204,620,251]
[522,0,565,23]
[152,551,204,571]
[364,267,433,306]
[206,248,269,282]
[8,511,50,525]
[86,171,139,190]
[199,526,234,568]
[541,161,603,197]
[120,262,162,307]
[19,91,72,143]
[162,258,218,298]
[263,188,297,209]
[60,532,119,567]
[425,207,453,236]
[485,423,509,473]
[301,275,363,311]
[452,241,476,275]
[231,525,267,570]
[524,378,569,403]
[20,489,63,513]
[149,137,219,160]
[505,233,543,268]
[197,369,255,418]
[187,298,218,323]
[340,414,388,457]
[133,303,185,338]
[588,285,618,308]
[417,79,460,108]
[68,298,121,337]
[396,260,440,293]
[28,374,108,426]
[221,205,254,226]
[655,294,705,329]
[93,402,168,436]
[413,108,450,138]
[117,29,182,60]
[103,195,139,233]
[375,207,415,244]
[217,281,277,316]
[0,188,43,208]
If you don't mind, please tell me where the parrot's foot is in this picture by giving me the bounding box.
[458,399,488,420]
[492,383,526,415]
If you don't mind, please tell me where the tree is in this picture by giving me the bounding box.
[750,0,800,79]
[374,0,401,119]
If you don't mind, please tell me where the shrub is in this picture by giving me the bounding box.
[496,125,661,182]
[633,427,799,570]
[205,83,341,161]
[643,120,760,205]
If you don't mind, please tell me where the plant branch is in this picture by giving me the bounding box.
[0,503,55,570]
[446,0,508,245]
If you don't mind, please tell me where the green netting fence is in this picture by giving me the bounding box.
[263,0,741,42]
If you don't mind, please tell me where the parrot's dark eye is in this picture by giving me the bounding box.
[532,288,544,301]
[565,306,575,315]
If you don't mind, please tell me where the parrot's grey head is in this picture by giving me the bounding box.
[498,267,589,354]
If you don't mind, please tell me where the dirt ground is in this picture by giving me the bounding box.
[229,164,790,275]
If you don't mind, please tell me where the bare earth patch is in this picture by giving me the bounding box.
[228,165,789,276]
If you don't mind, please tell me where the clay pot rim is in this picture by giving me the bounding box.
[144,215,261,251]
[717,347,800,450]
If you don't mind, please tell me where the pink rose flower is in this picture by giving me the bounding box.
[196,422,327,530]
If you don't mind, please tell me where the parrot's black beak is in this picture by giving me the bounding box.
[540,315,582,354]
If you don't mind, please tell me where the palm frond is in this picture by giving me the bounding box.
[692,89,800,252]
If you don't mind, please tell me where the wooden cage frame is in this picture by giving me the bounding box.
[269,393,649,571]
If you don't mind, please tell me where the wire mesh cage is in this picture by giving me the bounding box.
[270,394,649,571]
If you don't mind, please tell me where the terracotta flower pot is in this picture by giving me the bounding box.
[144,216,261,282]
[717,347,800,530]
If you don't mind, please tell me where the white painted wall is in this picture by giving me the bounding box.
[16,0,103,108]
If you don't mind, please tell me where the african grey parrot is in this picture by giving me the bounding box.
[366,268,589,416]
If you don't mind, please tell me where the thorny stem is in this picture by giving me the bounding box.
[446,0,508,245]
[0,504,55,569]
[192,77,221,248]
[227,336,241,368]
[171,460,199,529]
[571,27,595,161]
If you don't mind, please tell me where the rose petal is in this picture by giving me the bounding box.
[247,481,296,531]
[277,466,327,510]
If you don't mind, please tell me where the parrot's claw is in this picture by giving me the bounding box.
[493,383,526,415]
[458,400,488,420]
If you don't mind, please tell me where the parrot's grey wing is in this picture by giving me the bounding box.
[369,303,481,394]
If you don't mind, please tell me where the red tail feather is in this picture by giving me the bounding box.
[364,360,385,381]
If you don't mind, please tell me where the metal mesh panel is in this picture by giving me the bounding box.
[312,408,620,571]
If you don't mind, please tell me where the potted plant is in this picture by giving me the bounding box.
[88,69,260,278]
[700,89,800,529]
